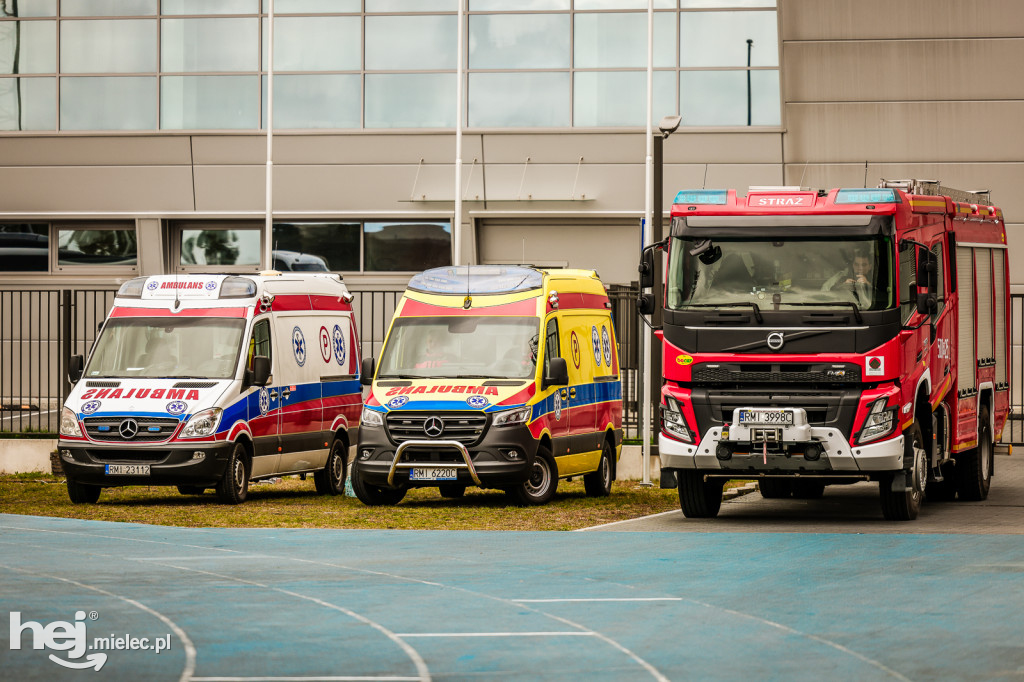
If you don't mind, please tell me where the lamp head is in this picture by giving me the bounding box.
[658,115,681,137]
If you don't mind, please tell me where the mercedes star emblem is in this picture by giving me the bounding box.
[423,416,444,438]
[119,419,139,440]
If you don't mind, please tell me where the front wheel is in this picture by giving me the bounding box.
[67,479,101,504]
[956,406,994,501]
[313,439,347,496]
[506,446,557,506]
[216,442,249,505]
[583,440,614,497]
[879,423,925,520]
[350,463,407,506]
[678,471,724,518]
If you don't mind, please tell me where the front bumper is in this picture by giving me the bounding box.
[57,439,236,487]
[356,421,539,488]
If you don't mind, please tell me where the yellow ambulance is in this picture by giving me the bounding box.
[355,265,623,505]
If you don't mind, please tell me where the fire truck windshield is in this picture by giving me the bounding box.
[666,236,894,312]
[377,316,540,380]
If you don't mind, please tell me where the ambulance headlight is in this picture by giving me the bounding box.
[181,408,223,439]
[857,398,897,444]
[493,406,532,427]
[661,397,693,444]
[59,407,83,437]
[361,407,383,427]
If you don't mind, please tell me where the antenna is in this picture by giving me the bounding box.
[463,263,472,310]
[797,161,809,189]
[702,164,709,190]
[863,161,868,188]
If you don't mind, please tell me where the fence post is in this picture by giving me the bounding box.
[61,289,72,406]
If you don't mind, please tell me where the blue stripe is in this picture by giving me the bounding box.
[531,380,622,421]
[322,379,362,399]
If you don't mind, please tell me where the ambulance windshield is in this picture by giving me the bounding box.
[378,317,539,380]
[86,317,246,379]
[666,236,894,312]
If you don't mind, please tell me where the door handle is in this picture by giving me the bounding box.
[569,388,577,398]
[269,390,278,399]
[281,388,292,399]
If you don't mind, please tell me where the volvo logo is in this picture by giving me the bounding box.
[119,419,139,440]
[767,332,785,351]
[423,416,444,438]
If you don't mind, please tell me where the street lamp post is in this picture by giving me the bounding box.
[746,38,753,126]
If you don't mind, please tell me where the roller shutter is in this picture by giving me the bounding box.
[994,250,1007,385]
[975,248,993,362]
[956,247,976,392]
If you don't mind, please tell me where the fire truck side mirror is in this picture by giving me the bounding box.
[68,354,84,384]
[637,293,656,316]
[916,291,937,316]
[360,357,376,386]
[639,248,655,289]
[917,249,938,292]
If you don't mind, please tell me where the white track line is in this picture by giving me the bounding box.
[397,632,595,638]
[0,562,197,682]
[510,598,683,603]
[574,508,680,531]
[191,677,419,681]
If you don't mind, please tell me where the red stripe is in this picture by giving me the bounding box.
[310,295,353,312]
[271,294,313,311]
[547,292,609,313]
[110,307,247,318]
[401,298,538,317]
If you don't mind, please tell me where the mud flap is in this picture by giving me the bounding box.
[660,468,678,489]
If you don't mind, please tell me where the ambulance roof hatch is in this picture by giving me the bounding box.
[409,265,544,295]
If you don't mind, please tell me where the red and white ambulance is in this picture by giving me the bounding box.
[57,273,362,504]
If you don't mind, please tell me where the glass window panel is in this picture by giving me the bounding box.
[180,228,260,266]
[60,76,156,130]
[273,223,359,271]
[470,0,567,9]
[468,72,569,127]
[3,1,57,17]
[367,0,456,10]
[364,222,451,272]
[681,0,774,6]
[574,12,674,68]
[365,73,454,128]
[264,0,360,12]
[680,10,778,67]
[61,20,156,73]
[262,74,360,129]
[162,18,257,72]
[574,70,675,127]
[0,20,56,73]
[469,14,569,69]
[366,15,456,70]
[161,75,258,129]
[0,224,48,272]
[262,16,359,71]
[576,0,674,7]
[0,77,55,130]
[679,69,779,126]
[162,0,257,14]
[57,227,137,266]
[60,0,155,15]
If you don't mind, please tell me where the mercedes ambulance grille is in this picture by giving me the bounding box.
[83,416,180,442]
[386,411,488,446]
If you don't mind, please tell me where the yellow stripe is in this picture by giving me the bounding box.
[930,375,952,409]
[952,439,978,453]
[901,418,914,431]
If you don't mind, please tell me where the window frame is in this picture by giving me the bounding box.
[52,222,140,274]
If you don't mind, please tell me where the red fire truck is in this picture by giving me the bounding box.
[638,180,1010,520]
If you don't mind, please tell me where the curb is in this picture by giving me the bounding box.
[723,481,759,501]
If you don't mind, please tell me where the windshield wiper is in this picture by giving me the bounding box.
[776,301,863,324]
[378,374,423,379]
[449,374,494,379]
[686,302,763,323]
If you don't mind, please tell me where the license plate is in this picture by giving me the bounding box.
[410,467,458,481]
[104,464,151,476]
[738,409,794,426]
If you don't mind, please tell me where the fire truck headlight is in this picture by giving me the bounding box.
[59,407,83,437]
[181,408,223,439]
[361,407,383,428]
[857,398,897,444]
[661,397,693,443]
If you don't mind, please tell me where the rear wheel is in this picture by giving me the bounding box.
[926,462,958,502]
[351,463,407,506]
[879,423,925,520]
[67,479,101,504]
[678,471,724,518]
[583,439,614,497]
[506,445,557,506]
[314,438,347,496]
[758,478,791,499]
[956,406,993,501]
[216,442,249,505]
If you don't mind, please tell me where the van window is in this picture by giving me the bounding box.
[247,318,272,370]
[544,318,560,373]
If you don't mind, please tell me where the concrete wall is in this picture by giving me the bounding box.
[0,439,56,474]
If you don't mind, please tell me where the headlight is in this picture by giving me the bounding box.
[59,407,82,437]
[661,397,693,443]
[361,407,383,427]
[857,398,897,444]
[180,408,223,439]
[493,406,532,427]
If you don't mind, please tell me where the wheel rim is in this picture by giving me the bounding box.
[911,434,927,500]
[233,459,245,493]
[525,458,550,497]
[601,451,611,487]
[981,428,991,480]
[331,451,343,484]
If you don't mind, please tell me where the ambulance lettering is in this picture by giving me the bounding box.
[160,281,206,290]
[80,387,201,401]
[384,385,500,397]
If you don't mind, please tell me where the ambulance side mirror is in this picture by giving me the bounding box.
[68,354,84,384]
[250,355,271,387]
[360,357,375,386]
[543,357,569,389]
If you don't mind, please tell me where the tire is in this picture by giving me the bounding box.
[215,442,249,505]
[67,479,101,504]
[583,439,614,497]
[758,478,792,499]
[677,471,724,518]
[313,438,347,496]
[956,406,994,501]
[350,463,407,506]
[439,484,466,499]
[507,445,558,506]
[879,423,925,521]
[176,485,205,496]
[791,480,825,499]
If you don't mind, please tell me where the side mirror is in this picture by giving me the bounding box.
[251,355,271,387]
[638,247,655,290]
[360,357,376,386]
[916,292,937,316]
[68,354,84,383]
[637,293,655,316]
[917,249,938,293]
[543,357,569,389]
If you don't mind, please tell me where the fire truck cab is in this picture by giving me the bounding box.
[641,180,1009,521]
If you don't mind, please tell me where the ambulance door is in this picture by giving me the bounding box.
[273,314,327,473]
[562,314,602,474]
[320,313,359,438]
[246,316,281,478]
[542,316,570,457]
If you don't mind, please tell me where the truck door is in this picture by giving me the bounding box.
[246,317,280,477]
[542,316,570,457]
[929,236,953,407]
